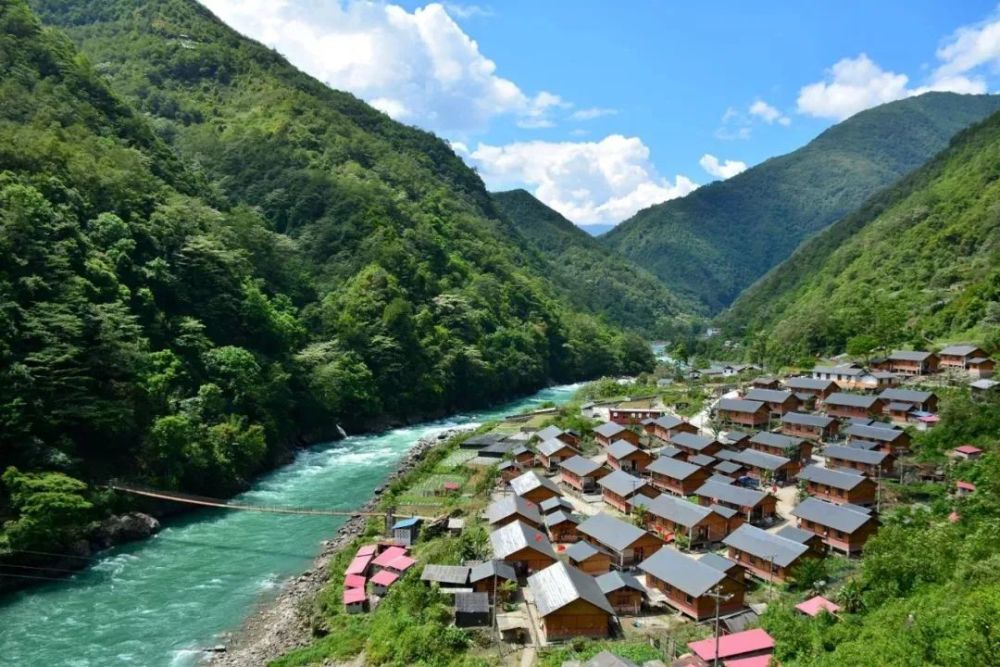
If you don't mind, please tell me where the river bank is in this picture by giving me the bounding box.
[209,425,475,666]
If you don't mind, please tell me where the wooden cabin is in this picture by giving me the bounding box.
[781,412,839,441]
[559,455,609,493]
[878,388,938,414]
[968,357,996,378]
[606,439,654,474]
[486,495,543,530]
[783,377,838,402]
[489,520,557,577]
[536,438,581,472]
[632,494,733,546]
[598,469,657,513]
[792,497,879,555]
[723,524,817,584]
[609,406,664,425]
[647,457,711,497]
[592,422,639,448]
[649,415,699,443]
[596,570,646,615]
[564,540,613,575]
[751,377,781,390]
[577,513,664,568]
[528,563,614,641]
[744,388,800,416]
[669,432,723,459]
[715,398,770,428]
[732,448,794,485]
[823,444,894,477]
[639,548,744,621]
[469,560,517,601]
[748,431,812,475]
[533,425,580,448]
[882,350,939,376]
[693,480,777,525]
[509,471,563,504]
[544,510,581,543]
[938,344,989,371]
[823,393,885,420]
[798,465,877,506]
[843,423,911,454]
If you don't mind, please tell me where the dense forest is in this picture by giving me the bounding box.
[719,107,1000,365]
[491,189,702,337]
[0,0,653,557]
[602,93,1000,312]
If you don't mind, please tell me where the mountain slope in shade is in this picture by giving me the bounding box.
[602,92,1000,312]
[719,107,1000,362]
[492,189,701,335]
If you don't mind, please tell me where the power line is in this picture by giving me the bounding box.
[0,562,87,575]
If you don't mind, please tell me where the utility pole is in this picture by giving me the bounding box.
[768,553,776,600]
[707,586,734,667]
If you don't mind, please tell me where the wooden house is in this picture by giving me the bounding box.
[811,364,896,391]
[781,412,839,441]
[593,422,638,448]
[497,460,524,484]
[968,356,995,378]
[687,629,775,666]
[544,510,581,543]
[486,495,543,530]
[469,559,517,601]
[596,570,646,615]
[539,496,573,515]
[669,432,722,459]
[489,520,557,577]
[751,377,781,390]
[744,388,800,416]
[723,524,817,584]
[647,457,710,497]
[391,517,422,546]
[606,439,654,473]
[798,465,877,506]
[510,470,562,504]
[783,376,838,401]
[693,480,777,524]
[639,547,744,621]
[843,423,911,453]
[748,431,812,472]
[722,431,752,449]
[824,393,885,420]
[938,344,989,371]
[454,592,490,627]
[882,350,939,376]
[534,425,580,448]
[559,455,609,493]
[650,415,699,442]
[370,568,400,596]
[792,497,878,555]
[577,513,664,568]
[536,438,581,472]
[609,406,664,425]
[732,448,794,485]
[774,524,827,557]
[564,540,613,575]
[878,388,938,414]
[823,444,894,477]
[528,563,614,641]
[598,469,657,513]
[715,398,770,428]
[421,564,470,588]
[631,494,734,546]
[951,444,984,461]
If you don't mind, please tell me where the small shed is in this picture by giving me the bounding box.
[370,569,399,596]
[454,591,491,627]
[392,517,423,546]
[421,564,470,588]
[796,595,841,617]
[343,586,368,614]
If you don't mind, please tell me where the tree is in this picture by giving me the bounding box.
[1,467,93,550]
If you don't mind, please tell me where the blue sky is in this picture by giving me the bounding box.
[203,0,1000,228]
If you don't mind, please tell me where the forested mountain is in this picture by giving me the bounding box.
[0,0,652,556]
[602,93,1000,312]
[718,107,1000,364]
[491,189,701,336]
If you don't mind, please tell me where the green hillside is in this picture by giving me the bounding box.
[491,189,701,336]
[0,0,651,555]
[602,93,1000,312]
[719,108,1000,363]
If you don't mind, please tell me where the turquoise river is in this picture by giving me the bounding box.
[0,384,580,666]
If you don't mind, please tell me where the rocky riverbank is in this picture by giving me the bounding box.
[207,425,477,666]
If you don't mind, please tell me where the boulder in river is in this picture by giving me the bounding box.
[95,512,161,548]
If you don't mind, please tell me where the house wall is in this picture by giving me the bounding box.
[596,430,640,448]
[726,547,799,584]
[540,599,611,640]
[652,422,698,442]
[547,522,580,543]
[797,517,877,555]
[505,547,556,576]
[571,552,612,575]
[805,479,877,506]
[606,589,643,615]
[521,486,560,505]
[609,450,653,473]
[826,401,883,419]
[825,454,894,476]
[491,514,543,530]
[650,468,709,496]
[718,409,769,428]
[645,573,744,621]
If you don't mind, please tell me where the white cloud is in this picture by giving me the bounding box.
[443,3,494,19]
[469,135,698,224]
[699,154,747,179]
[200,0,561,135]
[749,99,790,126]
[934,15,1000,82]
[571,107,619,121]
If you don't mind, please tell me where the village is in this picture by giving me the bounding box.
[330,344,996,667]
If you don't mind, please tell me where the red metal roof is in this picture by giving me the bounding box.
[356,544,378,557]
[957,480,977,492]
[371,569,399,586]
[345,554,372,575]
[724,655,772,667]
[689,628,775,661]
[344,574,367,589]
[954,445,983,455]
[371,546,408,568]
[342,587,367,605]
[795,595,841,617]
[387,554,416,572]
[442,481,460,491]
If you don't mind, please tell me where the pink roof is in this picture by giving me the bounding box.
[918,415,940,424]
[344,574,367,589]
[795,595,841,617]
[371,546,408,568]
[371,569,399,587]
[343,587,367,605]
[388,555,416,572]
[443,481,460,490]
[689,629,775,661]
[356,544,378,557]
[345,554,372,575]
[954,445,983,455]
[957,480,976,492]
[724,656,772,667]
[948,511,961,523]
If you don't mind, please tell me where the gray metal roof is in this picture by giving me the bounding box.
[486,495,542,525]
[733,448,791,471]
[669,432,718,452]
[717,398,766,414]
[535,425,565,441]
[709,504,738,519]
[564,540,605,562]
[823,444,888,466]
[631,494,711,528]
[714,448,740,461]
[510,471,562,497]
[599,469,649,496]
[825,393,879,408]
[775,525,816,544]
[455,591,489,613]
[596,570,645,594]
[481,440,519,456]
[878,388,934,403]
[584,651,639,667]
[885,402,915,412]
[792,497,873,533]
[844,423,905,442]
[695,480,767,508]
[888,350,934,362]
[540,496,573,514]
[722,431,751,444]
[638,547,726,597]
[813,365,864,377]
[723,524,808,567]
[544,510,580,528]
[607,439,639,460]
[698,552,738,572]
[745,388,795,403]
[537,437,574,457]
[468,559,516,583]
[647,456,703,480]
[781,412,834,428]
[576,513,647,552]
[688,454,717,467]
[784,376,836,391]
[845,438,881,450]
[527,562,614,616]
[798,464,867,491]
[594,422,628,438]
[707,473,736,485]
[714,461,743,475]
[652,415,686,429]
[421,564,470,585]
[939,344,982,357]
[489,520,556,559]
[653,445,684,459]
[750,431,804,451]
[560,454,603,477]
